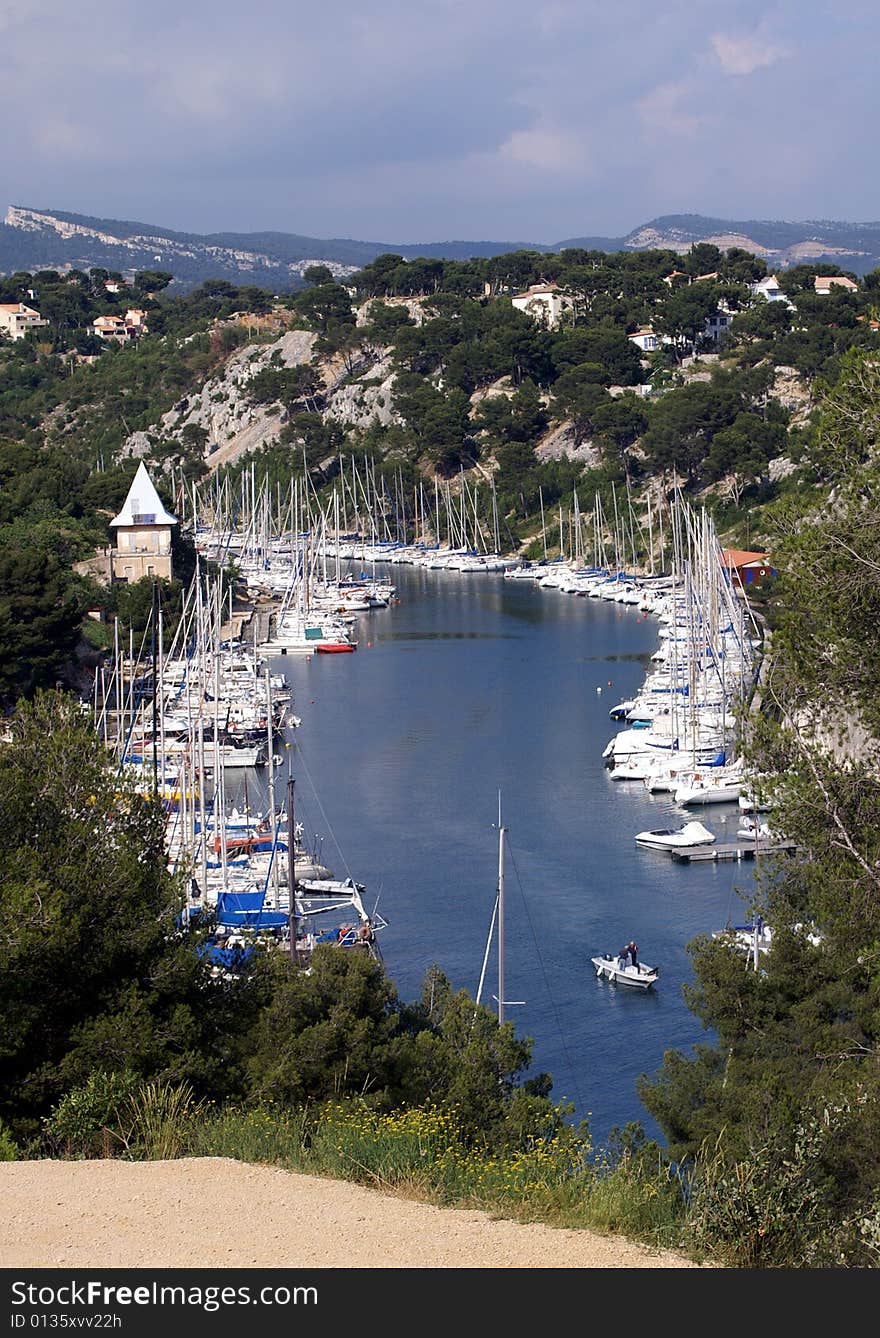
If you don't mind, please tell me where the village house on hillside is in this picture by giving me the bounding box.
[109,462,176,583]
[703,303,734,343]
[510,282,573,329]
[628,326,662,352]
[0,301,49,340]
[91,308,149,343]
[814,275,858,295]
[749,274,794,305]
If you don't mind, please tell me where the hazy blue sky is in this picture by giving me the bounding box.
[2,0,877,242]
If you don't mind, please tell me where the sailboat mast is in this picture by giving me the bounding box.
[286,774,297,962]
[151,579,159,796]
[497,799,506,1025]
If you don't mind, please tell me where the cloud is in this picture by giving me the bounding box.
[497,128,591,174]
[711,32,787,77]
[0,2,878,241]
[637,82,703,139]
[35,120,96,157]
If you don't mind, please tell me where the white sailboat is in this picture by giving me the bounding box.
[475,797,525,1024]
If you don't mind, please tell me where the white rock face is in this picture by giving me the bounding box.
[768,456,797,482]
[123,431,153,459]
[120,324,409,467]
[470,376,515,406]
[771,365,811,420]
[535,421,600,465]
[323,354,402,430]
[122,329,317,464]
[355,297,428,328]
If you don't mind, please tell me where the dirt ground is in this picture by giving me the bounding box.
[0,1158,701,1269]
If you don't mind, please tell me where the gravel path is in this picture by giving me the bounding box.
[0,1159,700,1269]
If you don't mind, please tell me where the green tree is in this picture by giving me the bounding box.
[551,364,611,445]
[683,243,722,277]
[551,327,644,385]
[657,284,721,357]
[132,271,174,295]
[0,519,94,705]
[293,282,355,335]
[0,693,267,1139]
[638,350,880,1264]
[589,395,648,464]
[247,956,557,1145]
[473,379,546,447]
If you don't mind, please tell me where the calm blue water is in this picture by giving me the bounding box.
[235,565,755,1149]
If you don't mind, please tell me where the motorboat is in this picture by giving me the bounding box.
[674,760,745,806]
[634,820,716,851]
[591,953,659,990]
[736,817,778,842]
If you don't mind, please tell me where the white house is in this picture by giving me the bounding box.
[92,315,129,342]
[814,275,858,295]
[91,309,149,343]
[0,302,49,341]
[748,275,795,308]
[110,462,177,583]
[511,282,572,329]
[628,326,662,352]
[703,303,734,342]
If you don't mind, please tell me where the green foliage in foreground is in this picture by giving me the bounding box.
[635,350,880,1267]
[0,693,577,1151]
[33,1062,880,1264]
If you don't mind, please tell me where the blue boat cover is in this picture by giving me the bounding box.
[216,889,288,929]
[199,942,255,969]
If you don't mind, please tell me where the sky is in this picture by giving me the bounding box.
[1,0,878,244]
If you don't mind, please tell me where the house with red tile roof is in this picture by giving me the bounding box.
[720,548,776,587]
[510,282,573,329]
[0,302,48,340]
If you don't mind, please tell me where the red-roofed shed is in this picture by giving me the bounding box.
[720,548,776,587]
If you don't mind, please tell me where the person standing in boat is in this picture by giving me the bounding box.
[628,941,638,967]
[617,946,630,971]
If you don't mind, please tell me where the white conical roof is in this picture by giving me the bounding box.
[110,462,177,528]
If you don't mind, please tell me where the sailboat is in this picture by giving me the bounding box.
[196,773,387,972]
[475,798,524,1024]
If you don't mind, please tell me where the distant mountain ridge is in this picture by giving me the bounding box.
[3,205,880,289]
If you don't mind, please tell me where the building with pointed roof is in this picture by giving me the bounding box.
[110,462,177,583]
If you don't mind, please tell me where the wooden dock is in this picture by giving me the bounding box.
[670,841,796,864]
